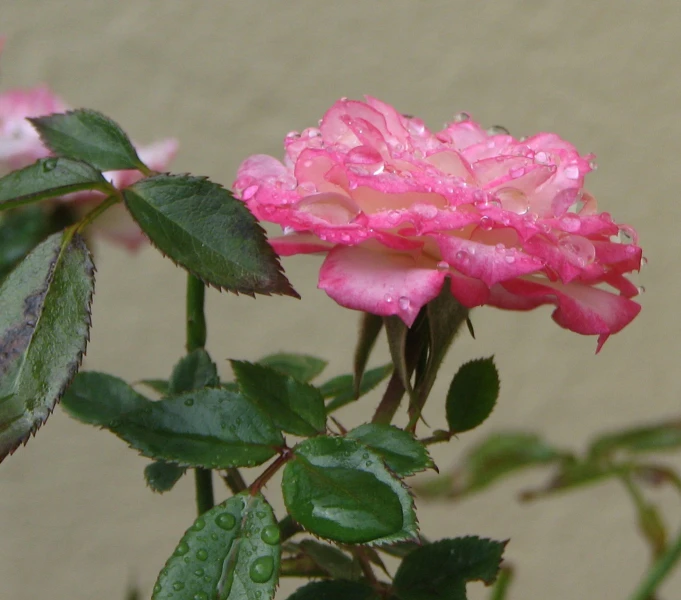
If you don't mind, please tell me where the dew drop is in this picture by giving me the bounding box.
[174,542,189,556]
[387,210,401,223]
[365,461,373,467]
[211,533,218,541]
[589,158,598,170]
[564,165,580,180]
[362,453,370,460]
[534,151,550,165]
[242,185,259,200]
[495,243,505,251]
[453,111,471,122]
[194,568,204,577]
[249,556,274,583]
[558,235,596,267]
[261,525,281,545]
[455,251,470,265]
[637,286,646,294]
[192,518,206,531]
[560,214,581,233]
[196,549,208,561]
[215,512,236,531]
[194,593,209,600]
[479,216,494,231]
[42,157,58,171]
[184,398,194,407]
[436,260,450,271]
[510,166,525,178]
[640,256,648,268]
[413,203,438,219]
[384,294,394,304]
[172,582,185,591]
[486,124,510,135]
[153,584,162,594]
[504,254,516,264]
[398,296,411,311]
[617,226,635,244]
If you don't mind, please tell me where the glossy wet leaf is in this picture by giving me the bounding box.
[282,436,417,544]
[353,313,383,397]
[231,360,326,437]
[298,539,361,580]
[61,372,149,425]
[589,420,681,458]
[0,231,94,462]
[123,175,297,297]
[257,353,327,382]
[29,109,144,171]
[153,492,280,600]
[169,349,219,394]
[322,364,393,413]
[347,423,433,476]
[446,357,499,433]
[144,460,186,493]
[285,580,378,600]
[111,387,284,468]
[0,157,109,211]
[392,537,507,600]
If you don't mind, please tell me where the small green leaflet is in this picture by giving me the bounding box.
[347,423,433,476]
[144,460,186,493]
[321,364,393,413]
[153,492,280,600]
[0,157,110,211]
[298,539,361,580]
[123,175,298,297]
[392,536,507,600]
[231,360,326,437]
[169,348,219,394]
[446,357,499,433]
[0,231,94,462]
[257,352,327,382]
[282,436,417,545]
[29,109,146,171]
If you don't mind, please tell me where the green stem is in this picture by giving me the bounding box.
[420,430,454,446]
[249,448,293,496]
[489,566,514,600]
[186,274,207,352]
[629,526,681,600]
[620,473,667,559]
[194,469,214,515]
[371,370,406,425]
[278,515,303,542]
[186,273,213,515]
[222,468,247,495]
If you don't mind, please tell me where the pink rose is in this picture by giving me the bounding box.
[234,97,643,350]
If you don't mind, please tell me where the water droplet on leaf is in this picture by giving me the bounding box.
[42,158,58,171]
[174,542,189,556]
[261,525,281,545]
[249,556,274,583]
[184,398,194,407]
[192,518,206,531]
[172,582,185,591]
[196,549,208,561]
[215,512,236,531]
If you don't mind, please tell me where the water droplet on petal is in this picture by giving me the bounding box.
[560,214,581,233]
[453,111,471,122]
[564,165,580,180]
[249,556,274,583]
[398,297,410,311]
[534,151,550,165]
[486,124,510,135]
[413,204,438,219]
[261,525,281,545]
[589,158,598,170]
[242,185,259,200]
[384,294,394,304]
[496,187,529,215]
[617,226,635,244]
[455,251,470,266]
[559,234,596,267]
[637,286,646,294]
[436,260,450,271]
[510,167,525,178]
[504,254,516,264]
[640,256,648,268]
[196,549,208,561]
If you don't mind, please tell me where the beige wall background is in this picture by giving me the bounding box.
[2,1,679,598]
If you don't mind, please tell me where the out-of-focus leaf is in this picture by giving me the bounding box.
[258,353,327,382]
[285,580,378,600]
[298,539,361,580]
[589,420,681,458]
[322,364,393,413]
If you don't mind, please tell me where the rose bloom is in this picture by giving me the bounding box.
[0,44,177,250]
[235,97,642,350]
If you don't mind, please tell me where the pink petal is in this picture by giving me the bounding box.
[318,245,446,326]
[270,233,334,256]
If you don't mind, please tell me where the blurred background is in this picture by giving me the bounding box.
[1,1,679,598]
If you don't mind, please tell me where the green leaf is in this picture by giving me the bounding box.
[136,379,170,395]
[0,157,109,211]
[169,349,219,394]
[392,537,507,600]
[231,360,326,437]
[347,423,433,476]
[589,420,681,458]
[144,460,186,493]
[258,353,327,382]
[29,109,145,171]
[298,539,361,580]
[110,387,283,468]
[0,231,94,462]
[153,492,280,600]
[322,364,393,413]
[415,432,568,498]
[446,358,499,433]
[61,372,149,425]
[282,436,417,545]
[123,175,298,297]
[285,580,378,600]
[353,313,383,397]
[0,206,50,281]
